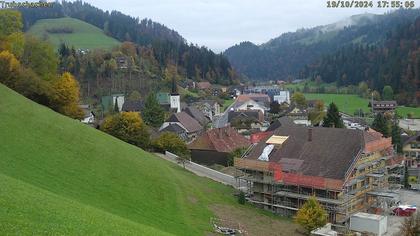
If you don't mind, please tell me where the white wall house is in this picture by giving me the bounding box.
[233,99,268,114]
[81,112,95,124]
[273,91,290,104]
[170,93,181,113]
[112,94,125,112]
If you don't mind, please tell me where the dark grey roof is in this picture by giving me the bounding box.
[161,123,186,134]
[246,125,366,180]
[403,132,420,145]
[266,117,295,131]
[183,106,209,126]
[200,100,220,106]
[369,100,397,108]
[228,110,262,123]
[160,124,188,141]
[122,100,144,112]
[166,112,203,133]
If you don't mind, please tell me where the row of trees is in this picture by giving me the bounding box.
[0,10,83,119]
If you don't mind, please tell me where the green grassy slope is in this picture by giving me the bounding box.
[0,84,296,235]
[0,85,231,235]
[304,93,370,115]
[27,17,120,50]
[304,93,420,118]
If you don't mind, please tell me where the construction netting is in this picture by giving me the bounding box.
[365,137,392,153]
[235,158,343,190]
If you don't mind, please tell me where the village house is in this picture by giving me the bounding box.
[228,110,265,133]
[192,102,214,120]
[402,132,420,189]
[156,92,170,106]
[188,126,251,166]
[160,123,189,141]
[369,100,397,113]
[183,106,210,127]
[237,94,270,106]
[101,94,125,113]
[193,100,222,118]
[273,91,290,104]
[159,112,203,141]
[286,107,311,126]
[79,104,95,124]
[231,99,269,115]
[196,81,212,90]
[235,118,394,224]
[121,100,144,113]
[116,56,129,69]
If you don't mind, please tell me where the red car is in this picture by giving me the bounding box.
[393,205,417,216]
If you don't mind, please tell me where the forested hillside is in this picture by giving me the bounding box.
[18,1,240,86]
[224,9,420,82]
[301,16,420,106]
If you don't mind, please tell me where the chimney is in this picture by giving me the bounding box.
[308,128,313,142]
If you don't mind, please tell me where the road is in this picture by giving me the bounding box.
[385,189,420,236]
[155,152,248,190]
[399,119,420,131]
[213,100,237,128]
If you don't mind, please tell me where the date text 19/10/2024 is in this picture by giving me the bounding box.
[327,0,415,8]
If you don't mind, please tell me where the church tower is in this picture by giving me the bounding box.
[170,76,181,113]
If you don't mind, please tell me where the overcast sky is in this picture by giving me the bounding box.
[90,0,416,52]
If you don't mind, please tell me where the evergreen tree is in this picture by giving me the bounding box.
[391,118,402,153]
[383,85,394,100]
[404,165,410,189]
[114,97,119,113]
[142,92,165,128]
[372,113,390,137]
[238,191,246,205]
[322,102,344,128]
[269,101,280,114]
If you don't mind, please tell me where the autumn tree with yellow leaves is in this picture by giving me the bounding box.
[294,196,327,234]
[0,10,84,120]
[52,72,84,119]
[101,112,150,149]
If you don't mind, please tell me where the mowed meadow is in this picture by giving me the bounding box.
[27,17,120,50]
[0,84,299,235]
[304,93,420,118]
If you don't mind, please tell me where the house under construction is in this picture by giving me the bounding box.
[235,118,395,223]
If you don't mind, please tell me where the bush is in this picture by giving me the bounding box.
[152,132,189,157]
[238,191,246,205]
[101,112,150,149]
[46,27,74,34]
[295,196,327,234]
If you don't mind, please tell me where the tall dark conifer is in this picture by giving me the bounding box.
[322,102,344,128]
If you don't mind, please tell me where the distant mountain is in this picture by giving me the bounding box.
[224,9,420,81]
[301,15,420,105]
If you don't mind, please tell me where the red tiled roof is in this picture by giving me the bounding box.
[196,82,211,89]
[188,127,251,153]
[250,131,273,144]
[237,94,270,103]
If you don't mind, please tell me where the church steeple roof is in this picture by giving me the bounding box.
[171,75,179,95]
